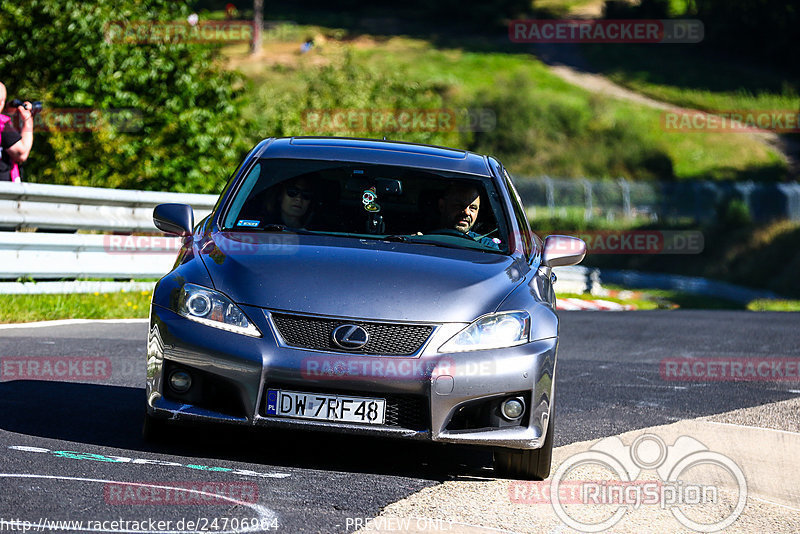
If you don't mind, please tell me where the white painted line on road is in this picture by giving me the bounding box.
[704,420,800,436]
[749,496,800,513]
[0,473,277,533]
[0,318,148,330]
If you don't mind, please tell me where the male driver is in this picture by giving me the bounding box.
[0,82,34,182]
[438,183,500,249]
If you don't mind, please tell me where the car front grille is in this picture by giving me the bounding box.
[263,384,429,431]
[270,313,434,356]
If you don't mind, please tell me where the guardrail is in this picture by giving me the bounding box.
[0,182,216,290]
[0,181,216,232]
[0,182,778,301]
[552,266,601,295]
[598,269,778,304]
[0,232,181,279]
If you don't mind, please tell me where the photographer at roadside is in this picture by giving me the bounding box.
[0,82,34,182]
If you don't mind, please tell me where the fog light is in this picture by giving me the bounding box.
[501,397,525,420]
[168,370,192,393]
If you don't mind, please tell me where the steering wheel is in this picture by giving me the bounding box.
[423,228,477,241]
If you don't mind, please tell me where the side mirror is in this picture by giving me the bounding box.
[542,235,586,268]
[153,203,194,236]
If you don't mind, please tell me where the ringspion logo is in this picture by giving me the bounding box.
[536,433,747,532]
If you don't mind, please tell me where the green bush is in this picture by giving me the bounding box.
[467,75,675,180]
[718,198,753,227]
[249,52,461,147]
[0,0,252,193]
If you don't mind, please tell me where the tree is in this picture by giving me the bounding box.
[0,0,253,193]
[251,0,263,54]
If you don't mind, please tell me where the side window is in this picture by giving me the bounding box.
[503,168,533,258]
[223,163,262,228]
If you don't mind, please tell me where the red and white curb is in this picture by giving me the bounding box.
[556,298,636,311]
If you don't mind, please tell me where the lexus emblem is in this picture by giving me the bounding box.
[331,324,369,350]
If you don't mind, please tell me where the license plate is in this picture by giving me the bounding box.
[265,389,386,425]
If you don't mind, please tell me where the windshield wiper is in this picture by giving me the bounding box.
[260,224,315,235]
[381,234,409,242]
[261,224,288,231]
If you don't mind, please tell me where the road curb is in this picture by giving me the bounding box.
[358,411,800,533]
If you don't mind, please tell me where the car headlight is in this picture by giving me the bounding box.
[176,283,261,337]
[439,311,530,352]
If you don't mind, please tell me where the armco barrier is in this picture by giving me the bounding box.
[598,269,779,304]
[0,232,179,279]
[0,182,786,300]
[0,181,215,232]
[0,182,215,288]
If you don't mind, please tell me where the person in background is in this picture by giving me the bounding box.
[0,82,34,182]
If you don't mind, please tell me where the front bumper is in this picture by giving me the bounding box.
[146,304,557,450]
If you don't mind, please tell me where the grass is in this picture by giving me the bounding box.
[0,285,794,324]
[746,299,800,312]
[560,287,743,309]
[569,284,800,311]
[560,286,800,311]
[558,291,661,309]
[534,0,607,17]
[579,44,800,115]
[627,288,743,310]
[585,219,800,299]
[539,0,799,115]
[0,291,151,323]
[221,24,784,182]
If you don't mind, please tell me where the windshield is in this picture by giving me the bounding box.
[221,158,511,254]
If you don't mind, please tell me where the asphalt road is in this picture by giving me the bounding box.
[0,311,798,533]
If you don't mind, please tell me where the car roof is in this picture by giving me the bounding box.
[257,137,495,177]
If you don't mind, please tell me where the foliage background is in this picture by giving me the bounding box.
[0,0,251,193]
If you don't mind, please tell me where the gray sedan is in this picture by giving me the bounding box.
[145,137,585,480]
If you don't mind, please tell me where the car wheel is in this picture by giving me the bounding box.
[493,411,555,480]
[142,411,172,443]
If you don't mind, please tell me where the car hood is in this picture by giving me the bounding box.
[198,232,528,323]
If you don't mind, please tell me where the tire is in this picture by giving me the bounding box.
[142,411,172,443]
[493,410,555,480]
